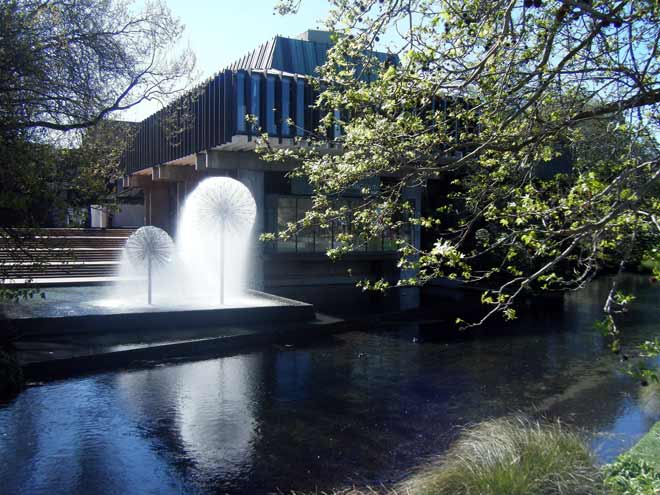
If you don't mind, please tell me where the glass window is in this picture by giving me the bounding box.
[367,235,383,252]
[315,224,331,252]
[270,195,407,254]
[296,197,314,252]
[277,197,296,252]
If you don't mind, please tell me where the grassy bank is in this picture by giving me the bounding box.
[294,416,602,495]
[294,417,660,495]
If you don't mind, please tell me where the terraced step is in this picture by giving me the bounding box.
[1,228,134,283]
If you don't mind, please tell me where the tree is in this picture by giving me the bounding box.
[266,1,659,351]
[0,0,194,134]
[0,0,194,303]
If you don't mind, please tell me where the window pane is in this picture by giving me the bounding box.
[296,198,314,252]
[315,225,331,252]
[367,235,383,252]
[277,197,296,252]
[383,229,398,251]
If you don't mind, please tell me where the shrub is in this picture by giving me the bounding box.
[0,350,24,399]
[397,416,601,495]
[604,454,660,495]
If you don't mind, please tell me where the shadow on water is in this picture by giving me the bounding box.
[0,275,658,494]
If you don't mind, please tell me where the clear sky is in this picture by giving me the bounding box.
[124,0,331,121]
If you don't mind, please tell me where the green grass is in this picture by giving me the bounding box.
[628,421,660,471]
[397,416,601,495]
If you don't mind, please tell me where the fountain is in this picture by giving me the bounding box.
[1,176,314,336]
[177,177,256,306]
[124,226,174,305]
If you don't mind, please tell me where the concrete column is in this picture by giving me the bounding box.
[399,184,423,310]
[143,182,171,232]
[238,169,265,291]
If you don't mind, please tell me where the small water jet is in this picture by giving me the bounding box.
[124,226,174,305]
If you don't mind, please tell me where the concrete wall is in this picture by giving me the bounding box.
[112,204,145,228]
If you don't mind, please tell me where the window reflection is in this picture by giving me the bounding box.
[272,195,412,254]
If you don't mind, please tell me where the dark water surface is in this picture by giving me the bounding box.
[1,276,659,494]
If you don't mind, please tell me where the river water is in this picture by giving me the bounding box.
[0,276,658,494]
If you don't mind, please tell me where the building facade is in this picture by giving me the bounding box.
[119,30,421,309]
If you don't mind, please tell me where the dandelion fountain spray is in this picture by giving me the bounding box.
[112,177,257,308]
[124,226,175,305]
[177,177,257,305]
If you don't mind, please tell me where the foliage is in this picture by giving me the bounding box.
[0,0,194,220]
[604,454,660,495]
[266,0,660,333]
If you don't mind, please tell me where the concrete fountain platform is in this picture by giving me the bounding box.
[0,285,343,380]
[1,285,316,336]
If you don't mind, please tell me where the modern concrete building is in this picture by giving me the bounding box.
[119,30,423,309]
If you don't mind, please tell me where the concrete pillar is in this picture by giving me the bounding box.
[238,169,265,291]
[144,182,171,232]
[399,184,423,310]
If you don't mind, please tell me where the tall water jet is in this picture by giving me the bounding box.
[125,226,175,305]
[177,177,257,305]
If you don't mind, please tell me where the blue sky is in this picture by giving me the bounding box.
[125,0,330,120]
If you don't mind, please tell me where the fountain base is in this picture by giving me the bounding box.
[1,286,315,336]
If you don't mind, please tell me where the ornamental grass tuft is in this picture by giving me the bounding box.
[397,415,602,495]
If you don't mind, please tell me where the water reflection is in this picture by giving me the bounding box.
[0,276,658,494]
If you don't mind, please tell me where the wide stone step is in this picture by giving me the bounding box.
[0,249,123,262]
[0,238,128,249]
[5,228,136,237]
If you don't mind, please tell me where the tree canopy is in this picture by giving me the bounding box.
[0,0,193,300]
[266,0,660,343]
[0,0,194,227]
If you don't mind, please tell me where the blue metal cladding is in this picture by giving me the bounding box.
[266,75,276,135]
[236,72,246,133]
[120,73,463,177]
[250,73,261,133]
[295,79,305,137]
[121,70,322,174]
[281,78,290,136]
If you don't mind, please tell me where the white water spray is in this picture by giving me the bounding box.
[179,177,257,305]
[124,226,174,305]
[109,177,257,308]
